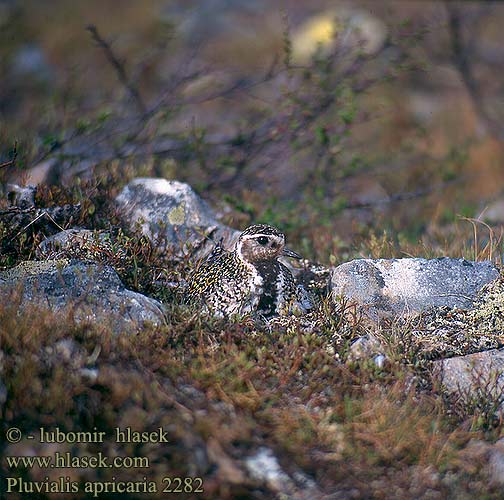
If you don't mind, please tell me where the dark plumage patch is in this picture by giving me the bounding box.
[254,260,280,317]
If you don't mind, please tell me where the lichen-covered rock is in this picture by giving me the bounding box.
[115,178,239,259]
[331,258,500,321]
[0,260,165,333]
[415,275,504,358]
[432,349,504,409]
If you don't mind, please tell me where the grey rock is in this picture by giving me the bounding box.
[6,183,36,208]
[13,158,57,186]
[0,260,165,333]
[432,349,504,409]
[1,185,81,238]
[419,275,504,358]
[331,258,500,321]
[115,178,239,259]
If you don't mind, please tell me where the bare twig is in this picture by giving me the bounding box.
[0,141,18,169]
[8,211,65,243]
[86,24,146,115]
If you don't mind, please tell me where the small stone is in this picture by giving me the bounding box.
[79,368,99,382]
[347,334,385,363]
[373,354,387,369]
[244,447,293,493]
[6,183,36,208]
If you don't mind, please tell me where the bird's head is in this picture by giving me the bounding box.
[235,224,301,263]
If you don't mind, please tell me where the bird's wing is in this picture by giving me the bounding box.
[187,247,230,297]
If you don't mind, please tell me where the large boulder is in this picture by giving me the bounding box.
[0,260,165,333]
[115,178,239,259]
[331,257,500,321]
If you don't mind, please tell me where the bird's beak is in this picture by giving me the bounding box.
[282,247,302,259]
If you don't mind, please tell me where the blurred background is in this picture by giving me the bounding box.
[1,0,503,262]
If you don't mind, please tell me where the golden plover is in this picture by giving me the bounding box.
[187,224,314,318]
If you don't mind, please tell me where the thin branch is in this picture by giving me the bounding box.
[86,24,146,115]
[8,211,65,243]
[0,141,18,169]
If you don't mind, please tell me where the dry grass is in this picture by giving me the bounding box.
[1,288,503,498]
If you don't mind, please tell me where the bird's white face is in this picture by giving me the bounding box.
[236,233,285,263]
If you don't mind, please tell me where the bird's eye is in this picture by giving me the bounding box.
[257,236,268,245]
